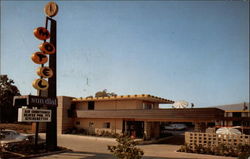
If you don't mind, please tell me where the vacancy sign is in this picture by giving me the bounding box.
[18,108,51,122]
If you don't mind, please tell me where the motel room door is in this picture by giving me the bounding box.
[124,120,144,138]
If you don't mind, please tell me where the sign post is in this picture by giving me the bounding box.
[46,16,57,151]
[44,2,58,151]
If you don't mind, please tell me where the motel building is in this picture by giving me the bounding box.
[215,102,250,134]
[54,94,236,139]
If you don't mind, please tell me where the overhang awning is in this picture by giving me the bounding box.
[76,108,224,122]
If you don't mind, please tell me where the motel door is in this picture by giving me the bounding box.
[125,121,144,138]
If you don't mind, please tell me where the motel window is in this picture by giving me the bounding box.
[143,103,153,109]
[243,121,250,127]
[232,112,241,118]
[88,101,95,110]
[233,121,241,126]
[68,103,76,118]
[89,122,94,127]
[67,109,73,117]
[207,122,215,127]
[71,103,76,109]
[103,122,110,128]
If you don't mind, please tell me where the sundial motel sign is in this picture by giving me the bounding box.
[32,26,54,90]
[14,1,59,151]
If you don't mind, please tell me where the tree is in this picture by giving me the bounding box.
[95,89,117,97]
[0,75,20,123]
[107,135,144,159]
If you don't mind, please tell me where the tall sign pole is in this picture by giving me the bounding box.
[14,1,59,151]
[44,2,58,150]
[46,17,57,150]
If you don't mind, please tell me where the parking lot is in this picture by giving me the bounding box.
[36,134,237,159]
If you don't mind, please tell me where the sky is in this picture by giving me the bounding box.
[1,1,249,108]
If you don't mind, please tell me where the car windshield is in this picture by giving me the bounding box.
[2,131,12,135]
[1,130,20,139]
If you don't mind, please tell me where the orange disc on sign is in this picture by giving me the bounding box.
[44,2,59,17]
[39,42,55,55]
[33,27,50,40]
[31,52,48,64]
[32,79,49,91]
[36,66,53,78]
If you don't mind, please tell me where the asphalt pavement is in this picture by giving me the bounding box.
[36,134,237,159]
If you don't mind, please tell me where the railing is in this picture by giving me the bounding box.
[76,108,224,121]
[185,132,250,150]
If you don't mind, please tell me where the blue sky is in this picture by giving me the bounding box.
[1,1,249,107]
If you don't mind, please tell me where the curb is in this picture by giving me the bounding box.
[58,134,117,142]
[11,148,72,159]
[138,136,174,145]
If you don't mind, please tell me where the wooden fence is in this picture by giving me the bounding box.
[185,132,250,150]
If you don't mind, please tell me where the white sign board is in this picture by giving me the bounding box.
[18,108,51,122]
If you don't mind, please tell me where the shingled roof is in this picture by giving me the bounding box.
[72,94,174,104]
[215,102,249,112]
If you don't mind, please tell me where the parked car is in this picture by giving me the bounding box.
[0,129,35,146]
[164,124,187,130]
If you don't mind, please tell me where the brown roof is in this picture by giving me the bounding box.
[73,94,174,104]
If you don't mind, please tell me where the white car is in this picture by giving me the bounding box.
[164,124,187,130]
[0,129,34,146]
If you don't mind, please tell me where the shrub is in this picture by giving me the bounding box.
[111,132,120,138]
[204,145,213,154]
[237,144,250,159]
[239,152,250,159]
[178,143,250,158]
[213,143,228,156]
[3,141,46,155]
[97,130,119,138]
[107,135,144,159]
[178,143,192,153]
[64,127,78,134]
